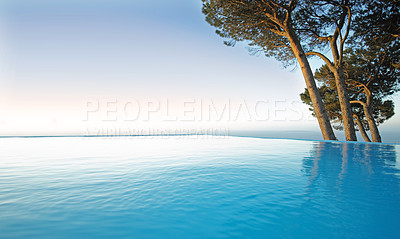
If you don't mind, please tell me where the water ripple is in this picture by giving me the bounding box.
[0,136,399,238]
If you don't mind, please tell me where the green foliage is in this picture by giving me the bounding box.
[300,85,344,130]
[345,46,400,100]
[201,0,369,66]
[351,0,400,69]
[294,0,356,49]
[201,0,350,67]
[202,0,294,67]
[375,100,395,125]
[353,0,400,45]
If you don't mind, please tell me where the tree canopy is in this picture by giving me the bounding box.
[202,0,297,66]
[202,0,358,67]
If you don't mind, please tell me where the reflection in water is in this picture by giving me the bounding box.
[0,137,399,239]
[302,142,400,238]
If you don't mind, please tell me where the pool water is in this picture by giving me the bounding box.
[0,136,399,238]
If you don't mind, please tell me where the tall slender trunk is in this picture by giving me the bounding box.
[333,68,357,141]
[363,105,382,142]
[326,10,356,141]
[287,32,336,140]
[354,115,371,142]
[351,97,382,143]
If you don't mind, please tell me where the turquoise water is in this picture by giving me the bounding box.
[0,136,399,238]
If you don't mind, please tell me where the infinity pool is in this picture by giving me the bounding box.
[0,136,399,238]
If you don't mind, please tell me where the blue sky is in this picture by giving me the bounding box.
[0,0,399,140]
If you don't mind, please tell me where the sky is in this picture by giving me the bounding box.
[0,0,399,141]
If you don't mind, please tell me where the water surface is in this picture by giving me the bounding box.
[0,136,399,238]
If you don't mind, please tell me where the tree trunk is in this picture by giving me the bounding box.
[363,105,382,142]
[354,115,371,142]
[287,32,336,140]
[333,68,357,141]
